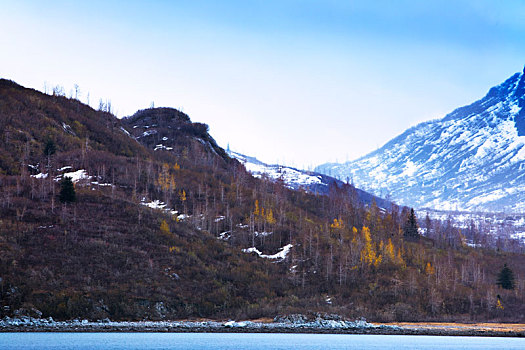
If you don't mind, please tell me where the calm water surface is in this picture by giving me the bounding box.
[1,333,524,350]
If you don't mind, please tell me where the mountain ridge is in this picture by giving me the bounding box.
[316,68,525,212]
[229,150,394,210]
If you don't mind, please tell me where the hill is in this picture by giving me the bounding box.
[0,78,525,322]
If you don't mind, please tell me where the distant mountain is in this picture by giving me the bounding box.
[316,67,525,212]
[229,151,393,209]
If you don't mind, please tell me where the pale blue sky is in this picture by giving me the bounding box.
[1,0,524,167]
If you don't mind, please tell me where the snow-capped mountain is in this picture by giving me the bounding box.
[229,151,392,209]
[316,67,525,212]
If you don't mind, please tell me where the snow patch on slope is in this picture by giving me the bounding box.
[230,151,322,188]
[242,244,293,261]
[60,169,91,182]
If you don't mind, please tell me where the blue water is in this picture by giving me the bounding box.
[0,333,524,349]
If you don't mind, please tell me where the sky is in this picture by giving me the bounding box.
[1,0,525,168]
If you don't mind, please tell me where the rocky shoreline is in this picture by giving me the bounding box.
[1,316,524,337]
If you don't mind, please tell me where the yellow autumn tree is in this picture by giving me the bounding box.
[169,174,175,191]
[351,227,358,247]
[253,200,277,229]
[425,262,435,275]
[266,208,276,225]
[360,226,382,268]
[160,219,171,236]
[396,248,406,268]
[383,238,396,263]
[156,163,176,192]
[330,218,344,230]
[179,189,186,202]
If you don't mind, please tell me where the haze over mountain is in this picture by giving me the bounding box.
[317,67,525,213]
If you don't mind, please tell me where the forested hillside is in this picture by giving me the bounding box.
[0,79,524,322]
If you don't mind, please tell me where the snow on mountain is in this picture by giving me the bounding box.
[229,150,393,209]
[416,209,525,236]
[316,67,525,212]
[229,151,323,189]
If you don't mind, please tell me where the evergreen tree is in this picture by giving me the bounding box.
[43,139,56,156]
[424,213,432,237]
[59,176,76,203]
[497,264,515,290]
[403,208,419,240]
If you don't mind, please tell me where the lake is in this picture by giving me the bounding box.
[1,333,524,349]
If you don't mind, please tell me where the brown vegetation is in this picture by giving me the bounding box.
[0,79,524,322]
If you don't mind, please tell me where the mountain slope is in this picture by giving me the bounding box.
[2,78,525,322]
[0,81,287,320]
[229,151,393,209]
[0,79,148,176]
[316,67,525,212]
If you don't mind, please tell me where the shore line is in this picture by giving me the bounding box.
[1,317,525,337]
